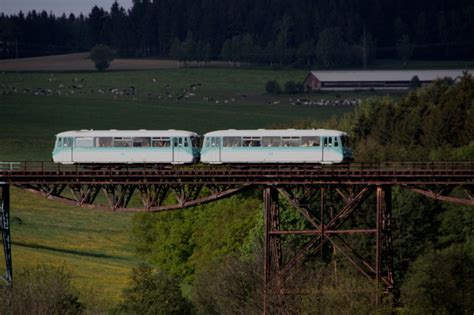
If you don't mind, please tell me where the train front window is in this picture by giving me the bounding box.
[210,137,221,147]
[334,137,339,147]
[56,137,62,147]
[341,136,350,147]
[301,136,320,147]
[191,136,199,148]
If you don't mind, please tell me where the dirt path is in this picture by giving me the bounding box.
[0,53,227,71]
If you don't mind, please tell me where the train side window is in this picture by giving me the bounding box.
[327,137,333,147]
[113,137,132,147]
[223,137,242,147]
[301,136,320,147]
[334,137,339,147]
[323,138,328,147]
[184,138,189,147]
[97,137,113,147]
[76,137,94,147]
[152,137,170,147]
[133,137,151,147]
[56,137,63,147]
[262,136,281,147]
[243,137,261,147]
[204,137,210,147]
[282,137,300,147]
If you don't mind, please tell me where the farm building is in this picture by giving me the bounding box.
[303,69,467,91]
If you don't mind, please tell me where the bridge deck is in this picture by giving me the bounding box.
[0,161,472,185]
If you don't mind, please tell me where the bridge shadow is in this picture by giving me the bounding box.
[12,241,130,261]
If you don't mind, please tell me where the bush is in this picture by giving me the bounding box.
[115,264,193,315]
[0,264,85,315]
[90,44,115,71]
[284,80,298,94]
[265,80,281,94]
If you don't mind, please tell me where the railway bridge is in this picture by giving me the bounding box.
[1,161,473,312]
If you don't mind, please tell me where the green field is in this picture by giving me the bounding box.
[0,68,384,160]
[0,68,365,308]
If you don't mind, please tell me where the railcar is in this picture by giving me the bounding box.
[200,129,352,164]
[52,129,200,164]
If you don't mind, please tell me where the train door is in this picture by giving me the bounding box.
[210,137,221,162]
[63,137,73,162]
[172,137,187,163]
[321,137,327,162]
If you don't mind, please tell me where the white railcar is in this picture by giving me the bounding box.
[52,129,200,164]
[200,129,352,164]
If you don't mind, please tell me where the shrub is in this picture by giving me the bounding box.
[115,264,193,315]
[265,80,281,94]
[0,264,85,315]
[90,44,115,71]
[284,80,298,94]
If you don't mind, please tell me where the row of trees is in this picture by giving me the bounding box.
[1,0,474,66]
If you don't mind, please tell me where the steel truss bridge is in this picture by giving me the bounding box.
[1,161,473,312]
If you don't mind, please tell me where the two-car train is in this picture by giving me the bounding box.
[52,129,353,165]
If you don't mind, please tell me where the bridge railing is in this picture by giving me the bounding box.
[0,162,21,171]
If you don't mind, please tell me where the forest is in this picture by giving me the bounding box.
[115,74,474,314]
[1,0,474,66]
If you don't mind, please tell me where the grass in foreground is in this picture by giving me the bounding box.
[5,187,139,305]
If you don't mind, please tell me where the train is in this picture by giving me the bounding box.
[52,129,353,165]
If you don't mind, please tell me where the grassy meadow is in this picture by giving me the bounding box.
[0,67,381,307]
[0,68,388,160]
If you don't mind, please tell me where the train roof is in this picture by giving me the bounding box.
[203,129,347,137]
[55,129,198,137]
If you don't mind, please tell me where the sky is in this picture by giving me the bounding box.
[0,0,132,16]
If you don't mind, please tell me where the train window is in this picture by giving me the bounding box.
[97,137,113,147]
[243,137,261,147]
[204,137,210,147]
[223,137,242,147]
[113,137,132,147]
[301,136,320,147]
[76,137,94,147]
[262,137,281,147]
[282,137,300,147]
[191,136,199,148]
[152,137,170,147]
[133,137,151,147]
[334,137,339,147]
[184,138,189,147]
[323,138,328,147]
[63,137,73,147]
[328,137,333,146]
[56,137,62,147]
[341,136,350,147]
[210,137,221,147]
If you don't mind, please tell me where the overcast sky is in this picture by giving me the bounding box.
[1,0,132,16]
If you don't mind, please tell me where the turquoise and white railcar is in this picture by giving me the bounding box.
[200,129,352,164]
[52,130,200,164]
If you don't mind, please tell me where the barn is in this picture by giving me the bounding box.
[303,69,467,91]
